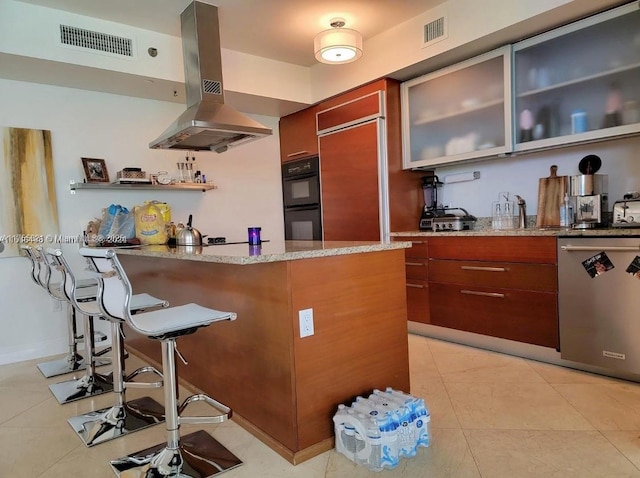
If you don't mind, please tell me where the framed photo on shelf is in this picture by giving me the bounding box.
[82,157,109,183]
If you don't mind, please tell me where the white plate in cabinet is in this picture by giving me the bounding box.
[401,46,513,169]
[512,2,640,153]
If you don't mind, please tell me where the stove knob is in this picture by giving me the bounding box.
[628,215,635,223]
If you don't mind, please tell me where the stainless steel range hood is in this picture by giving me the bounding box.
[150,1,272,153]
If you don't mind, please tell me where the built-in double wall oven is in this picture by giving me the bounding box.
[282,156,322,240]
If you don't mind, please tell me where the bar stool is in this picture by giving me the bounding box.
[40,246,114,404]
[46,248,169,447]
[80,247,242,477]
[45,248,167,412]
[20,244,108,377]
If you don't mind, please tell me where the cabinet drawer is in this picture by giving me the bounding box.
[429,236,557,264]
[317,91,383,134]
[406,280,429,324]
[429,282,558,348]
[429,259,557,292]
[279,106,319,162]
[406,260,428,280]
[394,237,428,258]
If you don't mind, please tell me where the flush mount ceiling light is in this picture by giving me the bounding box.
[314,17,363,64]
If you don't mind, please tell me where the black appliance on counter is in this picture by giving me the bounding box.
[419,173,445,231]
[282,156,322,240]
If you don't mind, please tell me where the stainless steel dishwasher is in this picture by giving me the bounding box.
[558,236,640,374]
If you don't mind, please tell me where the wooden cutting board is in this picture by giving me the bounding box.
[536,165,568,228]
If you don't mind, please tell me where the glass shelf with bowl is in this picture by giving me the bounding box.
[401,46,513,169]
[513,2,640,153]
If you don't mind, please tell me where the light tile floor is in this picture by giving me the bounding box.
[2,334,640,477]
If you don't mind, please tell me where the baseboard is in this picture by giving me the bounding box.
[408,321,640,383]
[0,337,68,365]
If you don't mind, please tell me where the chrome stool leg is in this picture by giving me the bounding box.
[68,321,164,446]
[48,312,113,404]
[110,339,242,477]
[37,303,86,377]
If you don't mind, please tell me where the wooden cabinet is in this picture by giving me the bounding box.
[395,237,429,324]
[318,79,422,240]
[401,46,512,169]
[319,119,381,241]
[279,105,319,163]
[427,236,558,349]
[395,235,559,348]
[513,3,640,153]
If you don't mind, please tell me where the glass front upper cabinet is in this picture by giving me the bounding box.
[513,2,640,152]
[401,46,512,169]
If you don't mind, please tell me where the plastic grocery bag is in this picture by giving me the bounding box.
[134,201,168,245]
[98,204,135,241]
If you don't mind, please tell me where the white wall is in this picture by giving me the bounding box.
[433,136,640,219]
[0,78,283,365]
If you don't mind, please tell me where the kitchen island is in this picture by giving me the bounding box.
[115,240,411,464]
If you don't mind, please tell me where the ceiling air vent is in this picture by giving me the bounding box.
[422,16,448,48]
[60,24,133,57]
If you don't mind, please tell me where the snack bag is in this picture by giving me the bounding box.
[134,202,168,245]
[98,204,136,241]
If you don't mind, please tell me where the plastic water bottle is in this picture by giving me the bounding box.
[376,412,400,469]
[365,416,383,472]
[332,404,350,456]
[373,389,416,457]
[354,413,368,466]
[385,387,430,449]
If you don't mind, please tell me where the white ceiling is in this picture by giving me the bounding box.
[17,0,446,67]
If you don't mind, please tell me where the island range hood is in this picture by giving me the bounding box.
[150,1,272,153]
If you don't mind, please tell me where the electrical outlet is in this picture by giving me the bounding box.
[299,308,314,338]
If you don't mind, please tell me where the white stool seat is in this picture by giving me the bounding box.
[131,303,235,337]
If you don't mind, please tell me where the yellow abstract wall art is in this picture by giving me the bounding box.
[0,127,59,258]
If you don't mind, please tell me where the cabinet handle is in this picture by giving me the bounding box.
[406,283,425,289]
[286,150,310,157]
[410,241,425,245]
[460,266,508,272]
[405,262,424,267]
[460,289,505,298]
[561,245,640,252]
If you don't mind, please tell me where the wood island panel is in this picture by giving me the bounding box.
[119,248,409,464]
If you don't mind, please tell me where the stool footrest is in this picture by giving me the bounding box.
[94,331,108,342]
[93,346,112,358]
[178,393,232,425]
[124,366,163,389]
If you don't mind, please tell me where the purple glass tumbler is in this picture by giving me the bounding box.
[248,227,261,245]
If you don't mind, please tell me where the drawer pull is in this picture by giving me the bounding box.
[410,241,425,245]
[406,283,425,289]
[405,262,424,267]
[460,266,507,272]
[460,289,505,298]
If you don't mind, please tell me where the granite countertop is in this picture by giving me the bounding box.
[391,228,640,237]
[114,240,411,265]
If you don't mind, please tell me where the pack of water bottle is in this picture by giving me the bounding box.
[332,387,430,471]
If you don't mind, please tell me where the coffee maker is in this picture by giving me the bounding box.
[419,173,444,230]
[570,174,608,229]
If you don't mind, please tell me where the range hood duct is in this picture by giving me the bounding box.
[149,1,272,152]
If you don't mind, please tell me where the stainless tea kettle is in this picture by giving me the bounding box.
[176,214,203,246]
